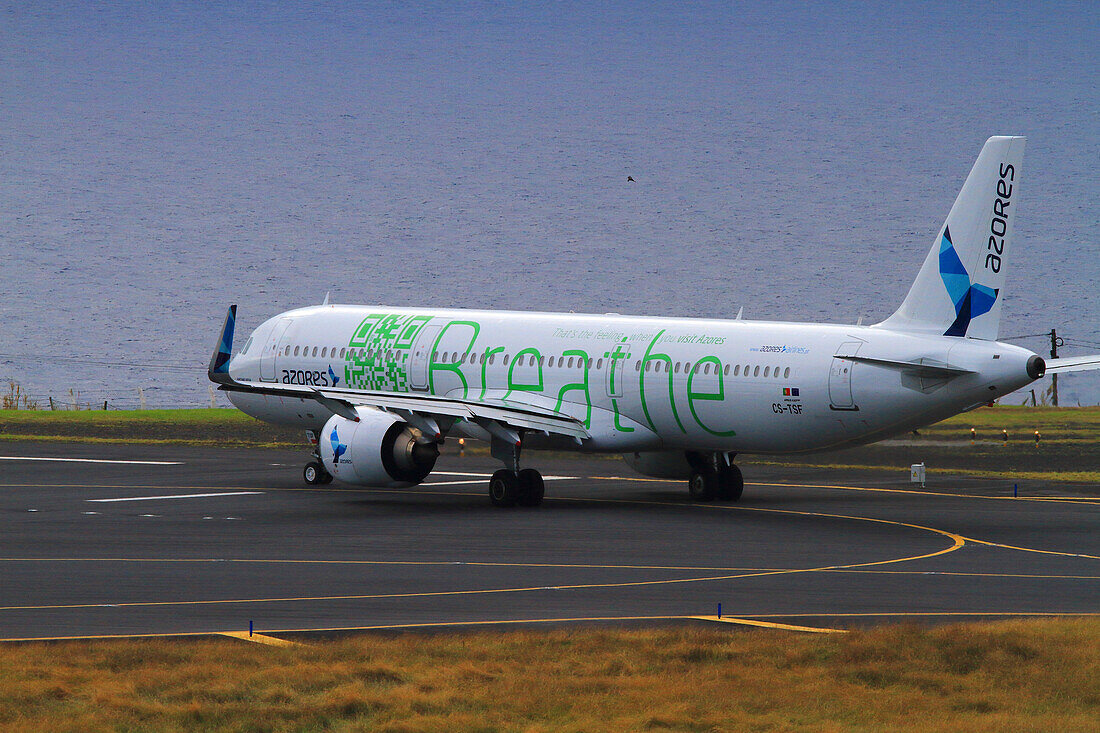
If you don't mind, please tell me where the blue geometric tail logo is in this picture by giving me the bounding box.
[328,365,340,387]
[939,226,998,337]
[330,425,347,463]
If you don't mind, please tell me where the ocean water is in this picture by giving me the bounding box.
[2,1,1097,409]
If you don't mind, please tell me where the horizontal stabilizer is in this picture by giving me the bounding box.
[1045,355,1100,374]
[838,355,974,379]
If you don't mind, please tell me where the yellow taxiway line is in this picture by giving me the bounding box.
[219,630,301,647]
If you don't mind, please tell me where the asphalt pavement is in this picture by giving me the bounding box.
[0,441,1096,640]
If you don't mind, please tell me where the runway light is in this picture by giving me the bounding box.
[1002,429,1009,443]
[1034,430,1041,445]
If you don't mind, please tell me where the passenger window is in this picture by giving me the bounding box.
[566,357,574,368]
[293,346,300,356]
[285,345,291,356]
[764,366,770,378]
[596,359,604,369]
[321,347,327,358]
[634,360,641,371]
[784,367,790,378]
[452,351,459,363]
[703,363,710,375]
[340,348,346,358]
[753,366,760,377]
[558,356,565,367]
[538,356,545,367]
[674,362,681,374]
[733,365,740,376]
[723,364,730,376]
[503,355,509,365]
[587,358,593,369]
[775,368,780,378]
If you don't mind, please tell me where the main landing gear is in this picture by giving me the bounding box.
[488,468,545,508]
[486,433,545,508]
[687,452,744,502]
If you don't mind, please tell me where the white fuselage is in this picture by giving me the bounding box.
[225,305,1039,455]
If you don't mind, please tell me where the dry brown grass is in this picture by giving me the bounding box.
[0,619,1097,732]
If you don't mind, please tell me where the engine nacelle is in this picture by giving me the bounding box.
[320,408,439,487]
[622,451,693,480]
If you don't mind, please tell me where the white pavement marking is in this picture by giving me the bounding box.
[422,476,578,488]
[431,471,493,477]
[431,472,578,480]
[0,456,182,465]
[87,492,264,503]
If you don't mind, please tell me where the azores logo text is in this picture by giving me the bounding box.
[938,226,997,337]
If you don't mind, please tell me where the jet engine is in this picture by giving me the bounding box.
[319,407,439,487]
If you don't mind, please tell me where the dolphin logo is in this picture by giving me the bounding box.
[938,226,998,337]
[330,425,347,463]
[328,365,340,387]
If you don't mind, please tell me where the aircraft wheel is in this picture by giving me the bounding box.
[304,461,326,485]
[716,464,744,501]
[517,468,545,507]
[489,469,520,508]
[688,470,717,501]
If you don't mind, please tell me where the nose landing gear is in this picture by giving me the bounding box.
[303,460,334,485]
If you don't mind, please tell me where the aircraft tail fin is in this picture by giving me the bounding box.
[878,136,1025,340]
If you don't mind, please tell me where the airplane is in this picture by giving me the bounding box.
[209,136,1099,507]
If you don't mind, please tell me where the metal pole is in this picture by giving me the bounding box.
[1050,329,1060,407]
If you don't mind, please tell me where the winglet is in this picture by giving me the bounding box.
[208,305,237,384]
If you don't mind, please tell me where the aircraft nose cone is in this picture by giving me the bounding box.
[1027,355,1046,380]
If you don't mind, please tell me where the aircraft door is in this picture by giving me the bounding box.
[829,340,862,410]
[408,325,441,391]
[260,318,292,382]
[604,338,631,399]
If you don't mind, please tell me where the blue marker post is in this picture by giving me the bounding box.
[1014,483,1018,498]
[717,603,722,619]
[249,619,253,637]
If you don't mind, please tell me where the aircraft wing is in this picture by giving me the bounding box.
[218,379,590,441]
[207,305,588,441]
[1045,354,1100,374]
[205,305,585,435]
